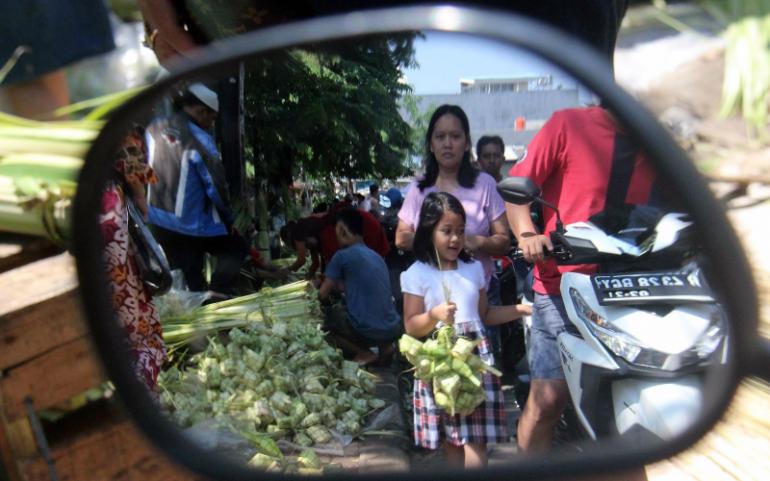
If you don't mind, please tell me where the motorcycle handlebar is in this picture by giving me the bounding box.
[509,245,571,262]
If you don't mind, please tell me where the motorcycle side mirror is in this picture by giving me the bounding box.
[498,177,565,234]
[497,176,541,205]
[68,5,769,481]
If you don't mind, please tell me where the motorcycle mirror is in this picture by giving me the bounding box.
[497,177,542,205]
[65,5,769,481]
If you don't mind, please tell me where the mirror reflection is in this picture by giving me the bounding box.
[97,32,729,473]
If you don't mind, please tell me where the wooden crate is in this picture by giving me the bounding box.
[0,248,204,480]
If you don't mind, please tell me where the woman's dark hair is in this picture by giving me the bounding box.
[418,105,479,192]
[413,192,473,268]
[476,135,505,156]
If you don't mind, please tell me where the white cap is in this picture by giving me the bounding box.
[188,83,219,113]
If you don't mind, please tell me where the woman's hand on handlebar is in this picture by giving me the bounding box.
[518,233,553,263]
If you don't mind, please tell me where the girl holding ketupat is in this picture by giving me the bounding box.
[400,192,531,469]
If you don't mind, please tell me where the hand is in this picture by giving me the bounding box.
[231,225,241,236]
[518,234,553,263]
[464,235,484,253]
[277,269,291,280]
[138,0,198,69]
[430,301,457,325]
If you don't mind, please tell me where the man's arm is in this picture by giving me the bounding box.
[506,203,553,263]
[395,219,415,251]
[318,251,344,297]
[255,261,289,280]
[261,260,290,278]
[290,242,307,271]
[318,277,336,304]
[306,248,320,279]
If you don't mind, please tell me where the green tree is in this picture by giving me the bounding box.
[243,33,419,185]
[401,92,438,171]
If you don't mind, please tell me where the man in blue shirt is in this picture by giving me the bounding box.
[146,84,247,298]
[318,209,401,366]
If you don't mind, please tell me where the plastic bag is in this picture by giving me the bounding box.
[182,418,258,464]
[363,404,404,433]
[155,270,211,318]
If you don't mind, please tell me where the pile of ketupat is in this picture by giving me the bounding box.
[158,286,388,459]
[245,441,340,474]
[399,325,502,416]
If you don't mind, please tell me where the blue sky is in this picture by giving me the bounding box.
[403,31,577,95]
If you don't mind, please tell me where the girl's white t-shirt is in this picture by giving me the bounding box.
[401,260,485,325]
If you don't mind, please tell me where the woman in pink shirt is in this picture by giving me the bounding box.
[396,104,510,290]
[396,105,510,358]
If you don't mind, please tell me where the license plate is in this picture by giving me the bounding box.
[591,270,714,305]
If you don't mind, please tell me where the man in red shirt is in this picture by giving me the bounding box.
[507,106,660,453]
[318,208,390,271]
[280,207,390,279]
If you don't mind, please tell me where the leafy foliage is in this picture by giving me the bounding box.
[401,92,438,171]
[243,34,420,184]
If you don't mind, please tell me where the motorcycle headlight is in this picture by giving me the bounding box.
[694,307,726,360]
[569,288,725,370]
[569,288,646,364]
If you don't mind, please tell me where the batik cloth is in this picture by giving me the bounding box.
[100,153,166,401]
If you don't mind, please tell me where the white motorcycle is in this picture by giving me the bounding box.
[498,177,728,444]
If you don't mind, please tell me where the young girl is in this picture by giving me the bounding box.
[401,192,531,469]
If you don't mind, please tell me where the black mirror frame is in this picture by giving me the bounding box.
[73,5,767,481]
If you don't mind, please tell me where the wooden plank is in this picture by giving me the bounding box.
[0,234,61,276]
[4,419,37,461]
[0,254,85,370]
[0,408,24,481]
[0,337,106,423]
[19,420,209,481]
[0,253,77,318]
[0,289,85,371]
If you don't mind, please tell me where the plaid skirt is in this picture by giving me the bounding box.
[413,321,507,449]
